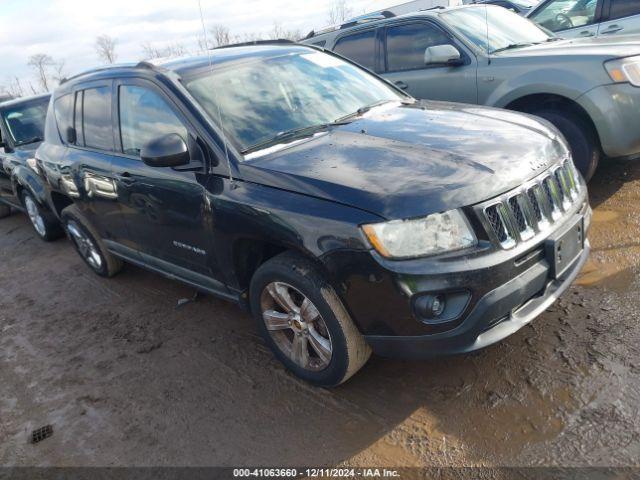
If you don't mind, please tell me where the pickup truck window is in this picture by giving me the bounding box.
[333,30,377,71]
[118,85,188,157]
[609,0,640,20]
[386,22,452,72]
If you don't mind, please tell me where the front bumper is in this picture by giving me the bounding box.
[365,239,589,359]
[576,82,640,159]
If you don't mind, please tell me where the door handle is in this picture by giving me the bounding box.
[601,25,623,34]
[118,172,136,185]
[579,30,595,37]
[394,81,409,90]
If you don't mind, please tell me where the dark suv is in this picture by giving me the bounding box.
[0,94,63,240]
[37,43,590,386]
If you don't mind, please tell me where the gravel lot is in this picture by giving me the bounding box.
[1,159,639,468]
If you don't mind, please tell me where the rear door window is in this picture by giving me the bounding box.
[609,0,640,19]
[385,22,453,72]
[81,86,113,151]
[333,30,377,70]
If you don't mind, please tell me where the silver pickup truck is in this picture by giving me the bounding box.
[302,4,640,180]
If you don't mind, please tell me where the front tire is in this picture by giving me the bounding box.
[532,108,600,181]
[61,205,122,277]
[250,252,371,387]
[21,191,63,241]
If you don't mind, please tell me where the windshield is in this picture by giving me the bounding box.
[185,50,404,154]
[441,6,551,54]
[0,96,49,145]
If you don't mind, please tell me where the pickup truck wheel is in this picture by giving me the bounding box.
[0,203,11,219]
[532,108,600,181]
[61,205,122,277]
[21,191,64,241]
[250,252,371,387]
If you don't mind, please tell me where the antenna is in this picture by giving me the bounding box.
[197,0,234,185]
[485,4,491,65]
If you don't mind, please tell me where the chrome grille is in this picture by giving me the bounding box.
[481,160,582,249]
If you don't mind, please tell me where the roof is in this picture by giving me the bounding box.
[57,43,318,89]
[0,93,50,109]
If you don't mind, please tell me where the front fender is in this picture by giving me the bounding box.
[486,68,594,108]
[12,165,50,206]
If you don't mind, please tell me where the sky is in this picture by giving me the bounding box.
[0,0,402,94]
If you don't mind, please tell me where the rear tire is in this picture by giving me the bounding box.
[250,251,371,387]
[61,204,122,277]
[531,108,600,181]
[0,203,11,219]
[21,190,64,241]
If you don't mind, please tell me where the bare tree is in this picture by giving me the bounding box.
[52,60,68,84]
[269,21,301,41]
[4,76,25,98]
[327,0,353,24]
[95,34,118,64]
[141,42,189,60]
[211,24,231,47]
[28,54,55,92]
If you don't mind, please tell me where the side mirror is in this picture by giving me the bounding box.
[424,44,463,66]
[141,133,190,168]
[66,127,77,144]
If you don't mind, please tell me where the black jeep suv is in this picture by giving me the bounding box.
[0,94,63,240]
[37,43,590,386]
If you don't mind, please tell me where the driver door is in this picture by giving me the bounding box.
[381,21,478,104]
[110,79,218,280]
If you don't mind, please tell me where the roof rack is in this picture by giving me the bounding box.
[59,63,139,85]
[305,10,395,40]
[213,39,296,50]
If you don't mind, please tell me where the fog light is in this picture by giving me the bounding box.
[431,295,446,317]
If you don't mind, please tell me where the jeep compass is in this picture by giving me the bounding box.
[36,42,590,386]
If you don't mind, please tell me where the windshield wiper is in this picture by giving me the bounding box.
[490,43,533,54]
[15,136,43,146]
[242,123,339,155]
[334,100,394,124]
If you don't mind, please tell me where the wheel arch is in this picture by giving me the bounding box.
[505,93,602,150]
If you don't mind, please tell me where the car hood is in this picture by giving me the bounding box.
[239,101,569,220]
[496,35,640,60]
[1,142,40,164]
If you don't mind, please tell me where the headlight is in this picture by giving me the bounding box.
[605,55,640,87]
[362,209,477,259]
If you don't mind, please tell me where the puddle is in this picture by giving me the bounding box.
[577,260,636,291]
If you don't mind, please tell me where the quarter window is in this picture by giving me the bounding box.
[333,30,377,71]
[53,93,73,143]
[385,23,452,72]
[609,0,640,20]
[82,87,113,151]
[118,85,188,157]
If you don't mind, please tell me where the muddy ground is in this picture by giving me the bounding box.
[1,159,639,470]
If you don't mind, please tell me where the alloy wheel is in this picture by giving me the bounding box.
[66,220,103,270]
[24,195,46,237]
[260,282,333,372]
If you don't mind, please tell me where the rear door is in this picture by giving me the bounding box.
[111,78,218,280]
[381,20,478,103]
[598,0,640,35]
[65,81,128,242]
